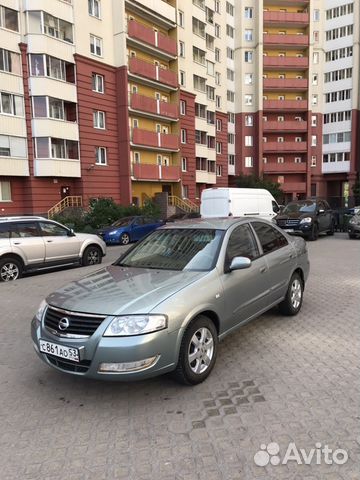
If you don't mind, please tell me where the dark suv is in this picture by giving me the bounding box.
[275,199,335,241]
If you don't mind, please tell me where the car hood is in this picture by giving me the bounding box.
[97,225,128,234]
[75,232,105,242]
[276,212,315,221]
[46,265,208,315]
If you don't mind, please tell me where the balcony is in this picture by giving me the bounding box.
[132,163,180,181]
[322,161,350,174]
[127,20,177,58]
[126,0,176,27]
[263,11,309,26]
[196,171,217,184]
[128,57,178,89]
[131,128,179,151]
[130,94,178,119]
[263,141,307,152]
[263,121,307,132]
[263,56,309,70]
[263,33,309,48]
[281,182,307,193]
[0,158,29,176]
[263,78,308,90]
[263,99,308,111]
[34,159,81,177]
[263,162,307,173]
[31,119,79,141]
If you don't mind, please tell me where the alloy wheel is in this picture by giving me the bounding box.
[187,327,214,375]
[1,262,20,282]
[290,278,302,309]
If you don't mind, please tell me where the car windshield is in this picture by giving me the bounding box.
[111,217,135,227]
[283,201,316,214]
[117,228,223,271]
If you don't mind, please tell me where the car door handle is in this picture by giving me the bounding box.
[13,241,21,245]
[260,266,267,273]
[46,240,53,243]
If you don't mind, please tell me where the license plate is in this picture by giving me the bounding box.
[284,229,294,233]
[39,339,80,362]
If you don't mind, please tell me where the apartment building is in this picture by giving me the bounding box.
[0,0,359,215]
[233,0,359,204]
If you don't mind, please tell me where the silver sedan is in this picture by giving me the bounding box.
[31,218,310,385]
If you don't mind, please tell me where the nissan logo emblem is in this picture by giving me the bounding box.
[58,317,70,331]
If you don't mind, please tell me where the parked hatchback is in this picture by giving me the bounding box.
[0,217,106,282]
[275,199,335,240]
[32,218,309,385]
[98,216,164,245]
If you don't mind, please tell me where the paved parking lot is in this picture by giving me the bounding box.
[0,233,359,480]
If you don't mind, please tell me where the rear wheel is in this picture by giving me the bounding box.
[308,223,319,241]
[173,315,218,385]
[279,272,304,316]
[0,257,22,282]
[349,233,356,239]
[82,245,102,266]
[326,221,335,236]
[120,233,130,245]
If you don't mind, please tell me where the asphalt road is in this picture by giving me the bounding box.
[0,233,359,480]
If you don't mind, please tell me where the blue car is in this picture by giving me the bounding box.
[98,216,164,245]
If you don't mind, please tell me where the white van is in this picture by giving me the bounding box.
[200,188,280,220]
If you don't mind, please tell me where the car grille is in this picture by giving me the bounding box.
[44,306,106,338]
[278,219,300,227]
[46,355,91,373]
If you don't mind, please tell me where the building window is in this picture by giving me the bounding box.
[278,137,284,143]
[90,35,103,56]
[216,142,222,154]
[228,154,235,165]
[178,10,184,27]
[35,137,79,159]
[215,95,221,108]
[179,40,185,57]
[133,151,140,163]
[182,185,189,199]
[245,115,253,126]
[215,0,220,13]
[0,92,24,116]
[95,146,107,165]
[0,181,11,201]
[30,54,75,83]
[226,25,234,38]
[92,73,104,93]
[311,156,317,167]
[93,110,105,129]
[245,136,253,147]
[245,7,253,19]
[244,51,253,63]
[0,48,21,75]
[245,29,253,41]
[294,157,302,163]
[216,119,222,131]
[215,23,221,38]
[179,70,186,86]
[216,165,222,176]
[245,73,253,85]
[313,52,319,64]
[181,129,187,144]
[0,6,19,32]
[277,157,284,163]
[245,156,253,168]
[207,85,215,100]
[311,135,317,146]
[313,9,320,21]
[215,48,221,62]
[245,94,253,105]
[0,135,26,158]
[180,100,186,115]
[311,115,317,127]
[88,0,101,18]
[181,157,187,172]
[43,13,73,43]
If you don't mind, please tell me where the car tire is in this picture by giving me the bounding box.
[326,221,335,236]
[0,257,22,282]
[120,233,130,245]
[278,272,304,316]
[173,315,218,385]
[348,233,356,239]
[82,245,102,266]
[308,223,319,241]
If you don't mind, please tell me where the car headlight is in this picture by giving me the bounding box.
[349,217,357,225]
[35,300,47,324]
[103,315,167,336]
[108,230,119,235]
[300,217,312,224]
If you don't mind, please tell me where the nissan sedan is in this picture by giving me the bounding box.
[32,218,310,385]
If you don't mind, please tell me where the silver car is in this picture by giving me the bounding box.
[0,217,106,281]
[32,218,309,385]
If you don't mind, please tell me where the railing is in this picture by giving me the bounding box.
[48,196,82,218]
[168,195,199,213]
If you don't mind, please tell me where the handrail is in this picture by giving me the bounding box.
[168,195,199,213]
[48,196,82,218]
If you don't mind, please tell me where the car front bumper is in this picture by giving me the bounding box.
[31,316,180,381]
[348,224,360,236]
[277,223,313,236]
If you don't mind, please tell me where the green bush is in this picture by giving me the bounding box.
[52,198,161,232]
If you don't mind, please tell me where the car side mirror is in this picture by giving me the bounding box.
[273,203,280,213]
[67,228,75,237]
[229,256,252,271]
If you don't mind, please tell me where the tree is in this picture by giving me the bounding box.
[352,175,360,204]
[235,174,284,202]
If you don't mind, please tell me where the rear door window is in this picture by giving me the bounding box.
[14,222,40,238]
[251,222,288,254]
[40,222,69,237]
[0,223,11,238]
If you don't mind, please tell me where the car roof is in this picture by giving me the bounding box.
[0,216,46,222]
[160,217,272,230]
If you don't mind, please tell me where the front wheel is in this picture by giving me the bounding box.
[326,221,335,236]
[279,272,304,316]
[82,245,102,266]
[349,233,356,239]
[120,233,130,245]
[308,223,319,241]
[0,257,22,282]
[173,316,218,385]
